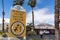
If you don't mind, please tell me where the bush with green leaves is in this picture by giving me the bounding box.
[0,31,7,37]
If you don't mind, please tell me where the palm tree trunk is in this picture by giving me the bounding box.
[32,8,34,31]
[2,0,5,32]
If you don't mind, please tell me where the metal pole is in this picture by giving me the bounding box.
[2,0,5,32]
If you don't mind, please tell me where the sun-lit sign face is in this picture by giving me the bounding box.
[9,9,26,37]
[11,22,24,36]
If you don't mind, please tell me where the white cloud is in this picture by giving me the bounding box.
[4,18,10,23]
[26,8,54,25]
[0,7,54,26]
[0,18,9,24]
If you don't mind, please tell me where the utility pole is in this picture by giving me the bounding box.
[28,0,36,30]
[2,0,5,32]
[55,0,60,40]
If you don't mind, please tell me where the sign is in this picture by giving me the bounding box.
[8,10,26,37]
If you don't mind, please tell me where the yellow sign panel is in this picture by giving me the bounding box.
[8,10,26,37]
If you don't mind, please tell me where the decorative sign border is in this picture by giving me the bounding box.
[10,21,25,36]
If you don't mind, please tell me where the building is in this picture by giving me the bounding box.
[0,23,9,32]
[34,23,55,35]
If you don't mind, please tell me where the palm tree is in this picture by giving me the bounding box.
[13,0,24,6]
[2,0,5,32]
[28,0,36,30]
[28,0,36,8]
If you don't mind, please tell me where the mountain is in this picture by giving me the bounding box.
[35,23,54,29]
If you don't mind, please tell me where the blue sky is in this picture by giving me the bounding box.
[0,0,55,25]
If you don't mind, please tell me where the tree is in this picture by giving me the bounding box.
[13,0,24,6]
[28,0,36,30]
[0,31,7,37]
[27,31,37,36]
[26,23,37,36]
[26,23,32,32]
[27,23,33,27]
[28,0,36,8]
